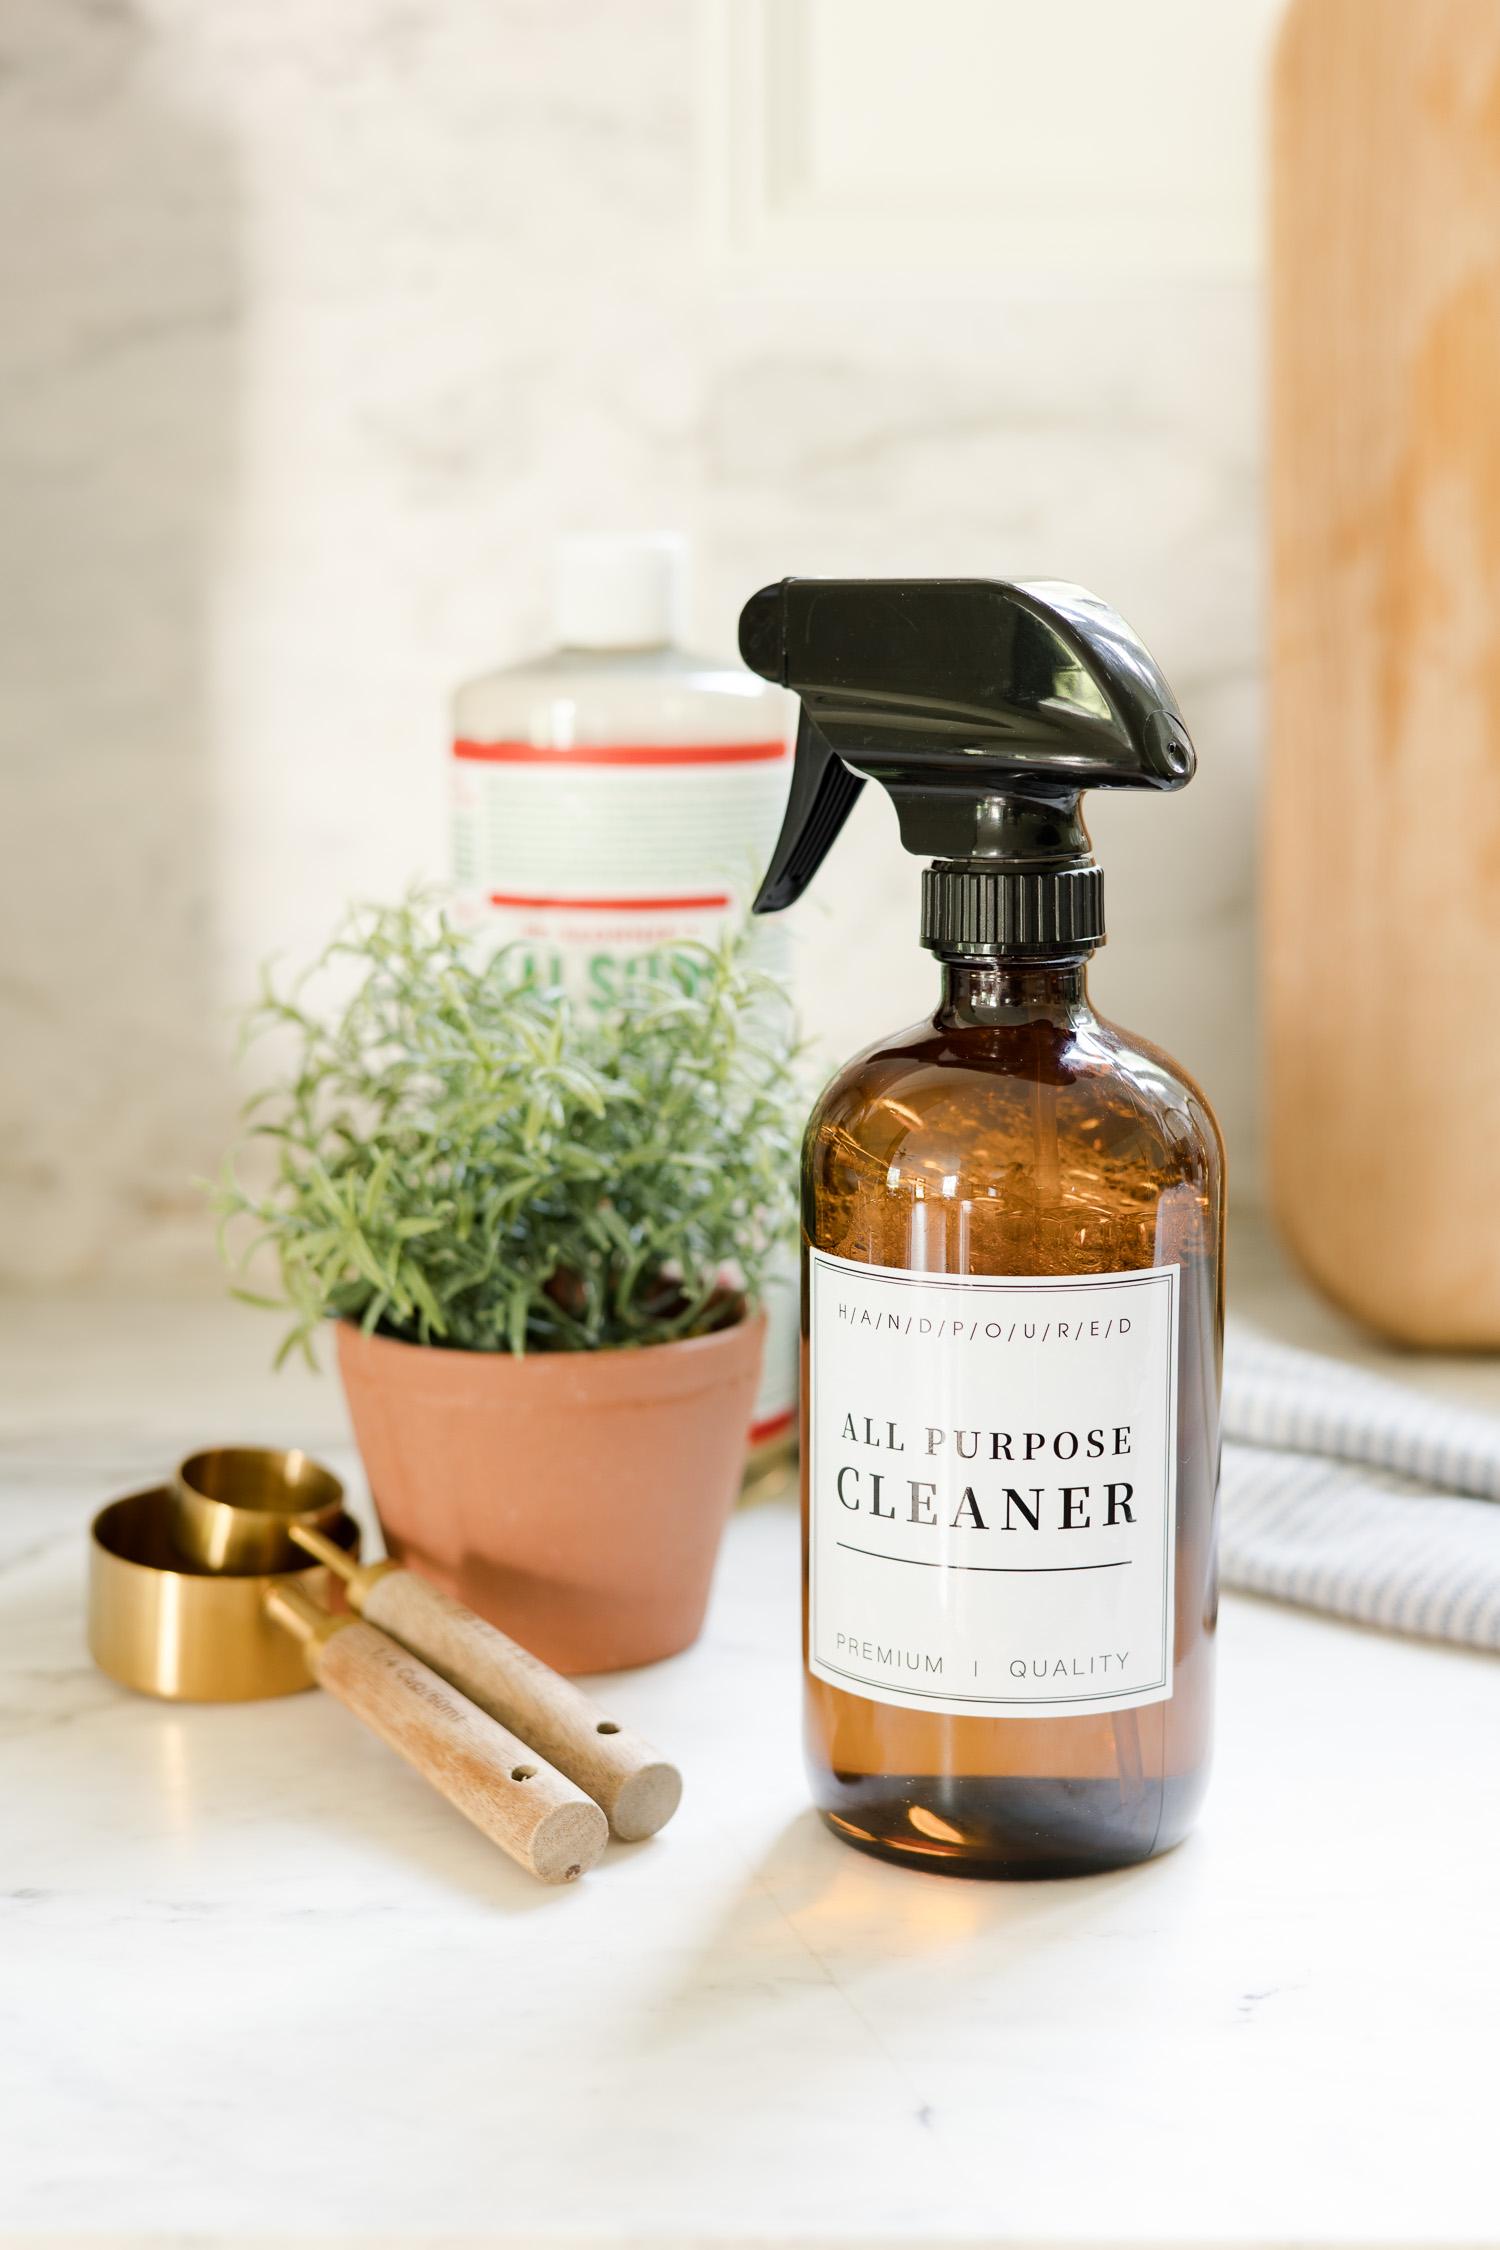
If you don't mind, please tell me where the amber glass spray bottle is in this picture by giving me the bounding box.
[739,579,1222,1878]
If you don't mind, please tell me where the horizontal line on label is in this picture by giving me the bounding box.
[455,738,788,766]
[488,893,731,912]
[834,1542,1131,1574]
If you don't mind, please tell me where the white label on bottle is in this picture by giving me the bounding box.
[808,1250,1179,1719]
[450,742,792,924]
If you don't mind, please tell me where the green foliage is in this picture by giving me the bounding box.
[212,898,804,1365]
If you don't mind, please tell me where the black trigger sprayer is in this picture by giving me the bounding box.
[740,575,1195,951]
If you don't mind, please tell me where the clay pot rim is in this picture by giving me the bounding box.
[333,1305,765,1362]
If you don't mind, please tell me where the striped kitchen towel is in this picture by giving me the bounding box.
[1220,1329,1500,1649]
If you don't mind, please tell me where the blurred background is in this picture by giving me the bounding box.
[0,0,1279,1289]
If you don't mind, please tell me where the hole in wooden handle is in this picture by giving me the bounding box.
[511,1765,537,1782]
[596,1721,620,1734]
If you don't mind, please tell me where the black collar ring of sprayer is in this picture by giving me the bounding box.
[920,859,1104,960]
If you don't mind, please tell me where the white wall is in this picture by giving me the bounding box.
[0,0,1280,1281]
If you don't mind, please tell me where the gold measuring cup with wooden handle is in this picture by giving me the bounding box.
[90,1483,607,1885]
[171,1445,345,1572]
[171,1446,683,1842]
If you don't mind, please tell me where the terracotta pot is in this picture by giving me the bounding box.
[334,1313,765,1673]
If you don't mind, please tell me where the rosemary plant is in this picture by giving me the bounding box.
[213,898,803,1364]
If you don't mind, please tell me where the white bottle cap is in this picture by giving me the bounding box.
[552,532,688,650]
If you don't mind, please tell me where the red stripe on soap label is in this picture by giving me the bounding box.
[489,893,731,912]
[454,738,788,766]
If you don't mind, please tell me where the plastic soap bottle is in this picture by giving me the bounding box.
[740,576,1223,1878]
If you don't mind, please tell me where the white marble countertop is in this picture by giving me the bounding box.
[4,1225,1499,2247]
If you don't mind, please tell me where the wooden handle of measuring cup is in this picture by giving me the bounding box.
[288,1528,682,1841]
[265,1587,608,1885]
[360,1572,683,1842]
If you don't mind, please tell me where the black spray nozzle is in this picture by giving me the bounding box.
[741,578,1194,948]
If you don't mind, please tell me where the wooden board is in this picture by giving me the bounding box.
[1269,0,1500,1343]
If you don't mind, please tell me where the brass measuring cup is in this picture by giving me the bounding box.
[90,1483,358,1699]
[172,1445,345,1573]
